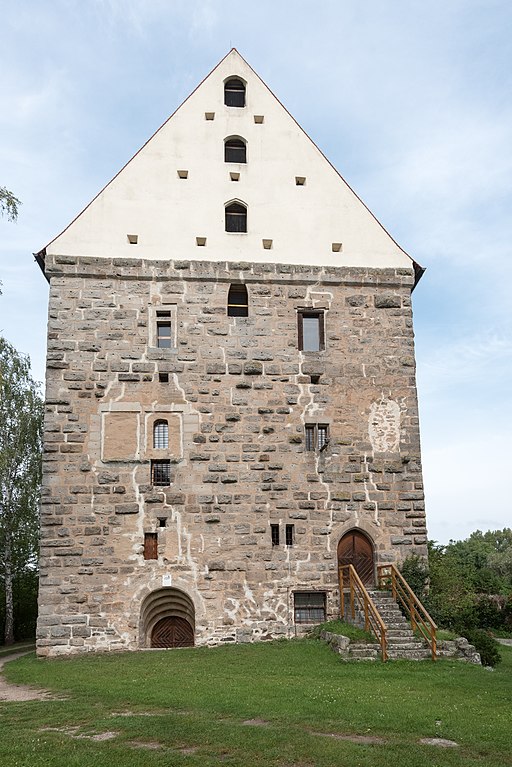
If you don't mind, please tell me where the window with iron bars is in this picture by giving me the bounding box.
[153,419,169,449]
[151,459,171,486]
[305,424,329,451]
[294,592,326,624]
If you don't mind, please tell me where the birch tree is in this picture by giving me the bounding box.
[0,337,43,644]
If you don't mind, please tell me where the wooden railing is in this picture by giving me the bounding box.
[377,564,438,660]
[339,564,388,661]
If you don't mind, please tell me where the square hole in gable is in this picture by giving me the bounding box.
[196,237,207,246]
[230,172,240,181]
[254,115,264,124]
[295,176,306,186]
[177,170,188,179]
[127,234,138,244]
[205,112,215,120]
[332,242,342,252]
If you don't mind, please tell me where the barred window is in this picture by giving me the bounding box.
[151,459,171,486]
[153,420,169,449]
[285,524,294,547]
[294,592,326,624]
[305,424,329,451]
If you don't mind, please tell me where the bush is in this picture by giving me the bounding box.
[400,554,429,598]
[464,628,501,667]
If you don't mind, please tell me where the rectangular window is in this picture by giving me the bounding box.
[151,459,171,486]
[144,532,158,560]
[270,524,280,547]
[305,424,329,451]
[285,524,294,547]
[294,592,326,624]
[156,310,172,348]
[298,311,325,351]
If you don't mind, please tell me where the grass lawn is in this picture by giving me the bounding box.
[1,639,511,767]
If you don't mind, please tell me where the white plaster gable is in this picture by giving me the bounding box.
[44,49,413,270]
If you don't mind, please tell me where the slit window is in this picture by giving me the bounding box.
[225,202,247,233]
[224,137,246,163]
[298,311,325,351]
[144,532,158,560]
[305,424,329,451]
[227,284,249,317]
[151,459,171,486]
[286,524,294,547]
[153,420,169,449]
[294,592,326,624]
[271,524,280,546]
[224,78,246,107]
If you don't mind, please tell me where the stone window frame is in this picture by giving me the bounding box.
[297,309,325,352]
[149,303,177,350]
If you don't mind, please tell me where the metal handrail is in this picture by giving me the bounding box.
[339,564,388,661]
[377,564,437,660]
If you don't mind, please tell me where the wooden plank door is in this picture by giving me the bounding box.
[338,531,374,585]
[151,616,194,648]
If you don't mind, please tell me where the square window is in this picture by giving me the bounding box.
[158,372,169,383]
[294,592,326,624]
[151,460,171,486]
[305,424,329,451]
[298,311,325,351]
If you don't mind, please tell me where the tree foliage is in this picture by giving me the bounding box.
[0,186,21,222]
[0,337,43,644]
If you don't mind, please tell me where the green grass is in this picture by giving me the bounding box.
[1,640,511,767]
[310,619,376,643]
[0,641,35,658]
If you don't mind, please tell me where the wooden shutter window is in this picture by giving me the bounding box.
[224,78,246,107]
[144,532,158,560]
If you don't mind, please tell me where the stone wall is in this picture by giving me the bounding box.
[37,255,427,655]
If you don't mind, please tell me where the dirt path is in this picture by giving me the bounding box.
[0,650,56,702]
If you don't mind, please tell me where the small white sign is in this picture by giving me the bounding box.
[162,574,172,587]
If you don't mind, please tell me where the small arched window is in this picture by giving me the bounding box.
[153,419,169,449]
[227,284,249,317]
[224,78,246,107]
[225,202,247,233]
[224,137,246,164]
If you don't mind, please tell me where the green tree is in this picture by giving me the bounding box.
[0,187,21,222]
[0,337,43,644]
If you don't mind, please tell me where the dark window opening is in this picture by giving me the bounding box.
[294,592,326,624]
[153,419,169,449]
[158,372,169,383]
[298,311,325,351]
[310,375,321,384]
[286,524,294,547]
[271,524,280,547]
[151,459,171,486]
[227,284,249,317]
[225,202,247,233]
[144,532,158,560]
[224,78,246,107]
[158,517,167,528]
[224,137,246,163]
[156,310,172,348]
[305,424,329,451]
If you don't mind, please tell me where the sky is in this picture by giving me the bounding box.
[1,0,511,544]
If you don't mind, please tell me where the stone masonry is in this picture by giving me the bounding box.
[36,253,427,656]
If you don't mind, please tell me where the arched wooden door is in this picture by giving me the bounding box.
[151,616,194,648]
[338,530,375,586]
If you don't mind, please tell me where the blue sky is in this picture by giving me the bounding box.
[1,0,511,543]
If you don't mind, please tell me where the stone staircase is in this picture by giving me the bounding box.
[345,589,432,661]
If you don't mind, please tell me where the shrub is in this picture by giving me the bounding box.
[464,628,501,667]
[400,554,429,598]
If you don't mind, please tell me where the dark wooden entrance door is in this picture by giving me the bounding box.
[151,616,194,648]
[338,531,374,585]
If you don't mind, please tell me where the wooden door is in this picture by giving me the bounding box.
[338,531,374,585]
[151,616,194,648]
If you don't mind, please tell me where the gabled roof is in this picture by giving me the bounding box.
[35,49,423,285]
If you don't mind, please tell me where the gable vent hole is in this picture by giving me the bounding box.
[127,234,138,244]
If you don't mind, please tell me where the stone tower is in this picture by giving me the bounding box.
[35,50,427,656]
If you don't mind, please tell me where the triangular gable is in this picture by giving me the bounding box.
[37,49,420,277]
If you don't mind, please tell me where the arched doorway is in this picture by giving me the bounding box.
[337,530,375,586]
[140,587,195,649]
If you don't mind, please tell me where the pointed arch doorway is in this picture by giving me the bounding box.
[337,530,375,586]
